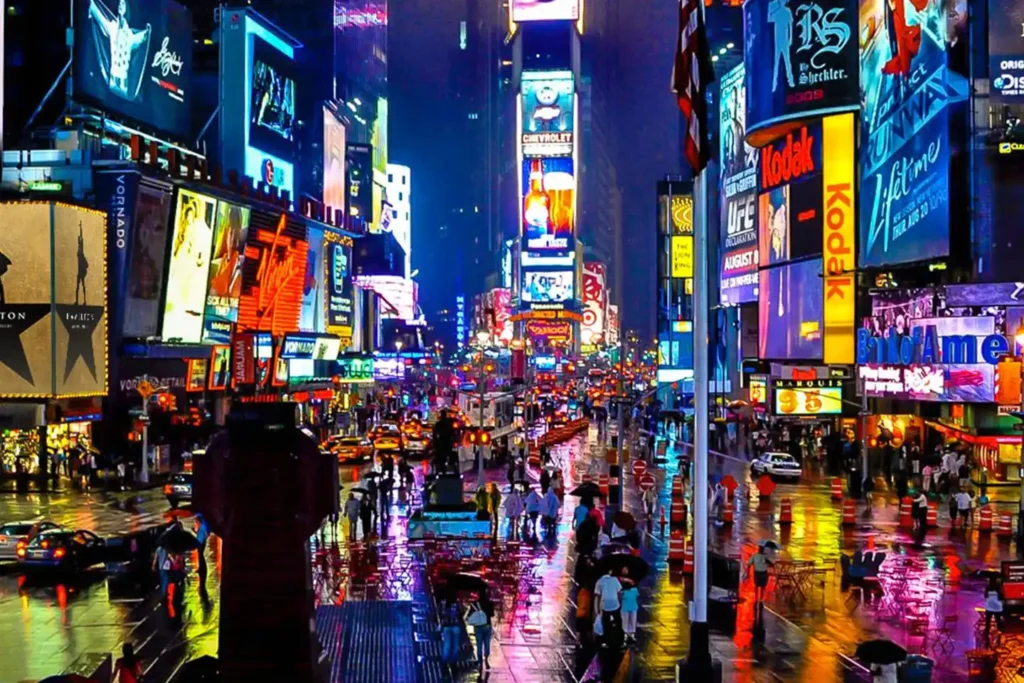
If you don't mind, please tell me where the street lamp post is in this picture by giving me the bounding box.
[476,331,490,487]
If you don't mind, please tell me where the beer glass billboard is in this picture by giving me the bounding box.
[521,157,575,253]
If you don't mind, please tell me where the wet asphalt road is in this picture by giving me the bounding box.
[2,432,1024,682]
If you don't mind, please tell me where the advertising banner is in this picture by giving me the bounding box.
[822,113,856,364]
[94,170,139,340]
[232,333,255,385]
[522,271,574,303]
[301,226,325,333]
[758,259,824,360]
[186,358,207,392]
[162,189,216,343]
[671,236,694,279]
[325,233,354,337]
[73,0,192,140]
[989,0,1024,101]
[859,0,962,267]
[757,124,824,264]
[124,184,171,338]
[237,212,308,336]
[512,0,580,22]
[521,71,575,158]
[608,304,620,345]
[522,158,576,253]
[202,201,250,344]
[743,0,859,145]
[323,107,347,217]
[346,143,373,234]
[773,379,843,416]
[493,288,512,342]
[582,262,607,345]
[208,344,231,390]
[250,36,297,160]
[336,357,374,383]
[718,64,759,305]
[281,333,341,361]
[525,320,572,343]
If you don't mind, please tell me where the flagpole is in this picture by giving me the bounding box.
[684,167,714,678]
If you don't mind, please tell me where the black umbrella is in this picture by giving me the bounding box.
[855,639,907,666]
[569,482,604,498]
[759,539,781,551]
[350,486,370,495]
[974,568,1002,580]
[159,527,200,554]
[595,552,649,582]
[449,571,490,594]
[612,511,637,531]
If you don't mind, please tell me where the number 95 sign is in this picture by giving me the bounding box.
[772,380,843,416]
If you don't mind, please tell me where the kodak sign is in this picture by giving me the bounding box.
[760,126,817,192]
[822,113,856,365]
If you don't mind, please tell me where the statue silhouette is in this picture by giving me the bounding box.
[0,251,10,305]
[76,223,89,305]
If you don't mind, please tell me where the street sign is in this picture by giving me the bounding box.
[639,472,656,491]
[136,379,155,401]
[632,460,647,476]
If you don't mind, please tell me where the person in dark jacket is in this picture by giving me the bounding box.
[540,468,552,495]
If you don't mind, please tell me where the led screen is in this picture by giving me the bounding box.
[325,235,354,334]
[718,64,759,304]
[202,202,250,344]
[346,143,373,234]
[236,213,308,336]
[522,271,574,303]
[521,157,575,253]
[757,124,824,264]
[521,71,574,158]
[124,184,171,338]
[989,0,1024,101]
[323,107,347,215]
[758,259,823,359]
[773,382,843,416]
[249,36,296,159]
[163,190,216,343]
[512,0,580,22]
[859,0,960,267]
[74,0,192,139]
[301,226,325,333]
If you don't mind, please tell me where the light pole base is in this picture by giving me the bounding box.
[676,623,719,682]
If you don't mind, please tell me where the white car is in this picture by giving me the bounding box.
[751,452,803,480]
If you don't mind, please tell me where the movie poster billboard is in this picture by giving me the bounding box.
[582,262,607,345]
[325,233,354,338]
[323,107,347,218]
[236,213,308,336]
[859,0,964,267]
[521,71,575,158]
[757,123,824,266]
[522,158,576,253]
[758,259,824,359]
[162,190,216,343]
[989,0,1024,101]
[512,0,580,22]
[493,288,512,343]
[301,227,325,333]
[743,0,859,145]
[522,271,574,304]
[124,184,171,338]
[719,64,759,305]
[73,0,192,140]
[346,143,373,234]
[202,202,250,344]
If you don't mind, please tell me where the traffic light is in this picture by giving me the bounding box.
[155,393,176,412]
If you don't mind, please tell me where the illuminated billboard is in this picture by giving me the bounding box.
[325,233,354,337]
[73,0,192,140]
[522,271,574,304]
[718,64,759,305]
[323,107,347,216]
[521,158,575,252]
[162,190,216,343]
[758,259,823,360]
[202,202,250,344]
[582,262,606,345]
[124,184,171,338]
[0,203,108,397]
[250,37,296,159]
[822,113,856,364]
[301,226,325,333]
[346,143,373,234]
[773,379,843,416]
[521,71,575,158]
[859,0,965,267]
[236,213,308,336]
[989,0,1024,100]
[512,0,580,22]
[743,0,858,146]
[756,124,823,263]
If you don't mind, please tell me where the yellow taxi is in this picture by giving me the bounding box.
[323,435,373,463]
[371,424,404,453]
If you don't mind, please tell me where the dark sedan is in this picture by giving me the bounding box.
[17,529,106,571]
[0,520,62,561]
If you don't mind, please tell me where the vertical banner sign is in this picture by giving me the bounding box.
[232,333,255,385]
[582,262,607,344]
[822,113,856,364]
[94,170,139,344]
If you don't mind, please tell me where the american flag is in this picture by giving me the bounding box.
[672,0,716,174]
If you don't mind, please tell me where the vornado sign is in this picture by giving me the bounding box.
[822,113,856,364]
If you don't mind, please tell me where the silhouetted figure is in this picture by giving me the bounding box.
[76,223,89,305]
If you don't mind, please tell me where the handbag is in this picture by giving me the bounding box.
[466,603,488,627]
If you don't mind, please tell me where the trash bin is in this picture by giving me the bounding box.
[966,649,997,682]
[903,654,934,683]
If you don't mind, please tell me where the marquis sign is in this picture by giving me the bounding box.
[743,0,859,146]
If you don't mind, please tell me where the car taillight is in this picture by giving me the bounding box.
[16,540,26,551]
[41,540,49,549]
[164,484,173,495]
[53,547,66,559]
[16,547,26,559]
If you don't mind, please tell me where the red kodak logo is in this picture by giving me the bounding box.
[761,127,816,190]
[824,182,853,300]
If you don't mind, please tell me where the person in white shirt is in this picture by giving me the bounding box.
[984,579,1004,643]
[954,490,973,528]
[594,569,623,648]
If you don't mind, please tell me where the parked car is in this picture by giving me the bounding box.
[324,436,373,463]
[751,452,803,480]
[163,473,193,508]
[404,432,431,458]
[17,529,106,571]
[0,520,62,561]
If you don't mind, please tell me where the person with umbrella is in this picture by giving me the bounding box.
[594,565,623,649]
[345,492,361,539]
[855,640,905,683]
[504,487,525,538]
[359,492,374,540]
[379,474,394,530]
[540,467,552,495]
[114,642,143,683]
[620,567,640,644]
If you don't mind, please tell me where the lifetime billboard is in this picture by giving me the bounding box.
[743,0,859,146]
[0,203,108,398]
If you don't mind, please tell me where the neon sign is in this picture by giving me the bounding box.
[856,325,1010,366]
